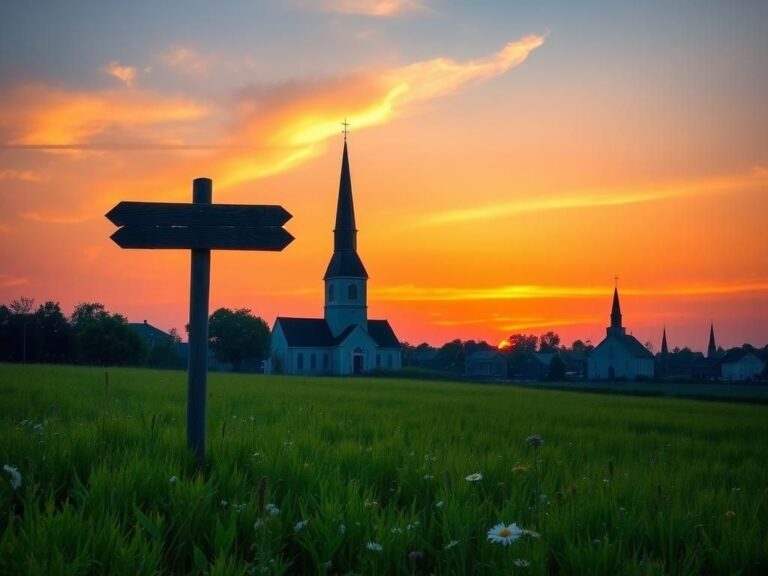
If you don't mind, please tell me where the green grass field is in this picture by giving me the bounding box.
[1,364,767,575]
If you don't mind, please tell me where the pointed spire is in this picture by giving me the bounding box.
[661,326,668,355]
[610,286,622,329]
[324,137,368,280]
[707,322,717,358]
[333,140,357,251]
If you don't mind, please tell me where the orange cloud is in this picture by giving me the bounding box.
[101,61,138,88]
[371,281,768,302]
[421,168,768,225]
[0,169,49,182]
[294,0,427,16]
[0,85,207,149]
[0,275,27,288]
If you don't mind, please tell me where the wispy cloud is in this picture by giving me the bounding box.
[421,169,768,225]
[0,169,49,182]
[371,281,768,302]
[0,85,207,150]
[292,0,427,17]
[101,61,139,88]
[22,211,93,225]
[161,46,209,76]
[0,275,28,288]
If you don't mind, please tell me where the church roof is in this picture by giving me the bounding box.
[367,320,400,348]
[275,317,335,347]
[275,317,400,348]
[324,251,368,279]
[324,140,369,279]
[595,333,654,359]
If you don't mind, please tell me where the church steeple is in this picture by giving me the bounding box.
[661,326,668,355]
[606,283,626,337]
[324,131,369,336]
[707,322,717,358]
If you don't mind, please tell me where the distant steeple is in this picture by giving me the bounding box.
[661,326,668,355]
[707,322,717,358]
[606,284,627,337]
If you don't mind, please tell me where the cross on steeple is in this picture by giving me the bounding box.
[614,275,619,289]
[341,118,350,141]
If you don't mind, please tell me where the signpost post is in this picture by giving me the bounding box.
[107,178,293,463]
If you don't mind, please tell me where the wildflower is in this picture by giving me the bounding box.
[266,503,280,517]
[234,504,246,513]
[338,523,346,534]
[364,499,377,508]
[512,465,529,473]
[465,472,483,482]
[435,500,444,509]
[423,474,433,480]
[526,435,544,447]
[253,519,263,529]
[487,522,524,546]
[592,538,602,547]
[366,542,383,552]
[294,520,308,532]
[219,500,228,507]
[391,526,403,534]
[725,510,736,518]
[169,475,178,485]
[513,559,530,568]
[443,539,460,550]
[3,465,21,490]
[408,550,424,561]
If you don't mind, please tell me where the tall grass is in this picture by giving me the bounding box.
[1,364,766,574]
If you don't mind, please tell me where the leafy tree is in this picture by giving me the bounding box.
[32,301,72,363]
[538,331,561,353]
[208,308,270,372]
[8,297,35,362]
[71,302,147,365]
[147,328,184,369]
[437,339,465,373]
[548,354,566,381]
[0,305,11,361]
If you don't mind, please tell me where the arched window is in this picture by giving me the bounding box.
[328,284,335,302]
[348,283,358,300]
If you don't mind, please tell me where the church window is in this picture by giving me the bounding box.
[328,284,335,302]
[376,353,381,368]
[387,354,393,368]
[348,283,357,300]
[323,353,329,369]
[311,353,317,370]
[297,353,303,370]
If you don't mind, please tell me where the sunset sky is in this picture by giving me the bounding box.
[1,1,767,351]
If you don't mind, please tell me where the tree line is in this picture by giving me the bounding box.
[0,298,270,371]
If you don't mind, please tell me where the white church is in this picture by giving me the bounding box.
[587,286,655,380]
[267,138,402,375]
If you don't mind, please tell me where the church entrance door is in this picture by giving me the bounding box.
[353,349,364,374]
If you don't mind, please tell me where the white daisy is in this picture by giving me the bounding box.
[3,465,21,490]
[366,541,383,552]
[294,520,308,532]
[487,523,524,546]
[435,500,444,508]
[465,472,483,482]
[266,503,280,517]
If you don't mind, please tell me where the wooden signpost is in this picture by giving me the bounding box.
[107,178,293,462]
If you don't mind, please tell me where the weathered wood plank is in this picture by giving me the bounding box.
[106,201,292,227]
[110,225,294,251]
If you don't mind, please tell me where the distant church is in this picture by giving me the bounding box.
[587,285,654,380]
[268,137,402,375]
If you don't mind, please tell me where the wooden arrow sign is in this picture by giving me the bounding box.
[111,225,294,251]
[106,201,292,228]
[106,177,293,464]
